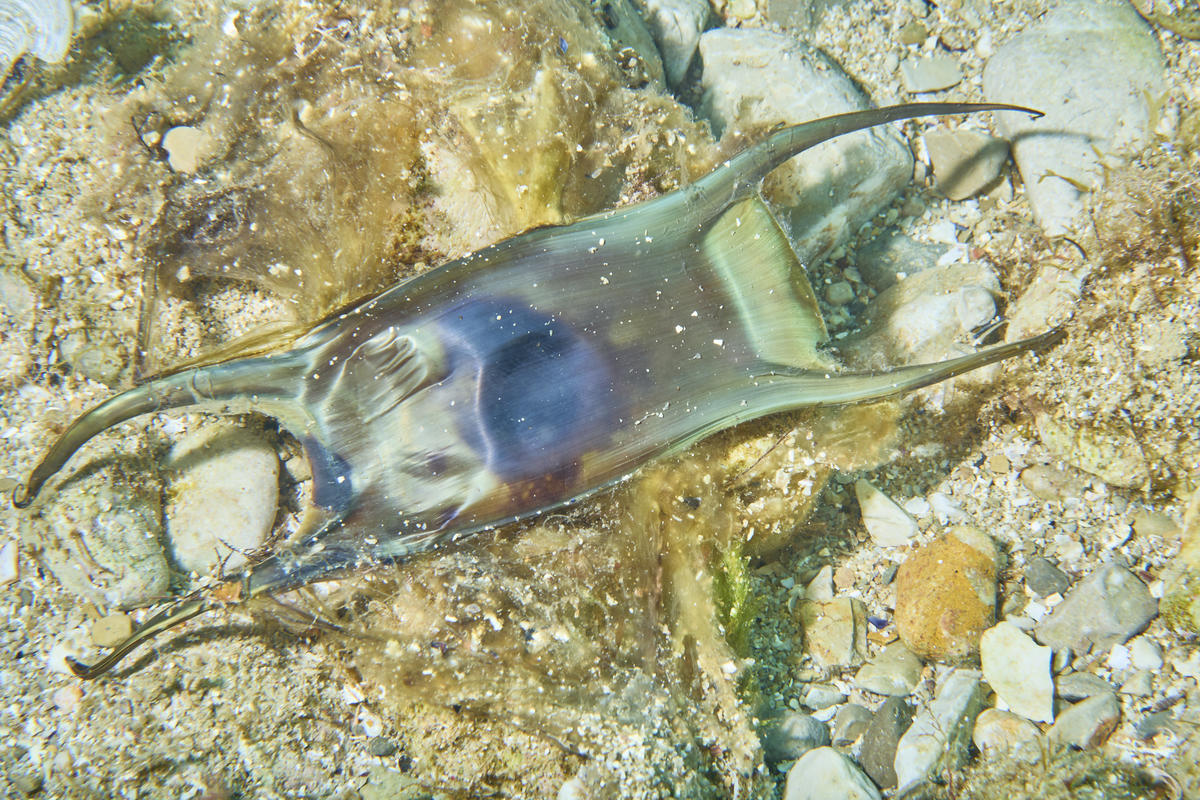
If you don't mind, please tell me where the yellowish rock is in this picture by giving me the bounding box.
[797,598,868,668]
[894,526,1000,663]
[1035,412,1150,489]
[1163,490,1200,633]
[91,612,133,648]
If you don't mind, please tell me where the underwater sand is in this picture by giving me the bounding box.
[0,0,1197,798]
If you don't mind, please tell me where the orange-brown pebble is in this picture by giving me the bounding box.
[894,525,1000,663]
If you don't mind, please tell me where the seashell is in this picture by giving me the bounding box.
[0,0,73,82]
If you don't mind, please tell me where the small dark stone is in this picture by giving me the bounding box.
[367,736,399,757]
[1025,556,1070,597]
[880,564,899,585]
[858,697,913,790]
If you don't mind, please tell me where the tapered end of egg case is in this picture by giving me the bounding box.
[12,349,312,509]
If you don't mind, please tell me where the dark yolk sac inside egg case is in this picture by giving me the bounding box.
[5,2,1063,795]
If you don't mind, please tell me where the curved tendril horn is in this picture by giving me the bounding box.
[65,593,220,679]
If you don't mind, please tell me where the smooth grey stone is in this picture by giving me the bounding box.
[1024,556,1071,597]
[894,669,985,794]
[1048,693,1121,749]
[763,712,832,764]
[831,703,874,746]
[983,0,1165,236]
[697,28,912,269]
[1055,672,1115,702]
[854,642,923,697]
[784,747,881,800]
[972,708,1043,763]
[858,697,913,790]
[900,54,962,93]
[804,683,847,710]
[1034,563,1157,653]
[924,127,1009,201]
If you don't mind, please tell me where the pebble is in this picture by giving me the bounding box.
[1134,710,1177,741]
[594,0,665,83]
[1129,637,1164,670]
[832,566,855,591]
[784,747,880,800]
[557,777,587,800]
[1047,692,1121,749]
[980,621,1055,723]
[982,0,1166,236]
[847,262,999,367]
[366,737,398,757]
[0,267,36,326]
[1119,670,1154,698]
[803,684,846,710]
[630,0,709,85]
[1034,563,1158,654]
[854,479,918,547]
[831,704,874,746]
[1055,671,1115,702]
[1024,556,1071,598]
[897,20,927,45]
[52,684,83,712]
[1034,413,1150,490]
[826,281,854,306]
[697,28,912,266]
[0,539,16,585]
[894,669,985,793]
[894,526,1000,662]
[1005,265,1082,343]
[854,642,924,697]
[858,697,913,790]
[972,708,1043,762]
[923,128,1009,201]
[798,598,867,668]
[90,612,133,648]
[900,54,962,93]
[1019,464,1087,503]
[38,471,168,608]
[163,126,211,174]
[1132,510,1179,539]
[763,711,832,764]
[165,424,279,575]
[805,565,835,603]
[853,232,948,289]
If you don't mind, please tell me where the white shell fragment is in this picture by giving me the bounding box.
[0,0,73,81]
[855,479,918,546]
